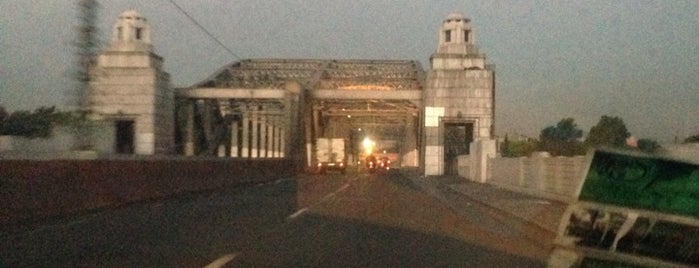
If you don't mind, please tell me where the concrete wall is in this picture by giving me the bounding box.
[0,133,74,154]
[463,145,699,203]
[0,124,114,159]
[483,154,588,202]
[0,158,294,231]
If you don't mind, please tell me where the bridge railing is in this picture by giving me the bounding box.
[0,157,294,232]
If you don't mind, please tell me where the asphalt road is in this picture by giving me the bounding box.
[0,169,552,267]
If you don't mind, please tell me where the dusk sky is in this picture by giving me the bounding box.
[1,1,697,142]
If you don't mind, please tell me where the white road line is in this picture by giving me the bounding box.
[287,181,351,220]
[204,253,239,268]
[323,192,336,200]
[288,207,309,219]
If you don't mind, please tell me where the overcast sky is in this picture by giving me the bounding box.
[1,0,697,142]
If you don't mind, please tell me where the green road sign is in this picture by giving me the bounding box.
[549,149,699,268]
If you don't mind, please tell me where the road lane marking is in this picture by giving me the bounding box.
[288,207,309,219]
[204,253,239,268]
[323,192,336,200]
[287,181,352,221]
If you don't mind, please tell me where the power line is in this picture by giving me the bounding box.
[165,0,241,60]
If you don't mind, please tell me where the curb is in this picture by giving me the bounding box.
[442,184,561,235]
[409,175,565,236]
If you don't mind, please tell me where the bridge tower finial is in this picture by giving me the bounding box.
[110,9,152,52]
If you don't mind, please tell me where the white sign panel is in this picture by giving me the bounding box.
[424,106,444,127]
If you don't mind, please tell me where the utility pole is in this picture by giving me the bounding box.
[73,0,100,109]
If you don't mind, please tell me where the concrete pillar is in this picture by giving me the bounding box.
[217,145,225,157]
[280,128,286,158]
[251,109,259,158]
[469,139,497,183]
[273,125,280,158]
[230,120,239,157]
[217,109,226,157]
[260,114,268,158]
[277,123,283,158]
[202,101,214,147]
[312,109,320,139]
[269,125,275,158]
[265,123,273,158]
[241,110,250,158]
[184,100,195,156]
[402,115,418,167]
[423,106,445,176]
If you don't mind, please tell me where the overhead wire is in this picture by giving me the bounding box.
[165,0,241,60]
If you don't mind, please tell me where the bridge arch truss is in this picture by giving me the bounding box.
[176,59,425,169]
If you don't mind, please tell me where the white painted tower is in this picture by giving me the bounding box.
[89,9,174,154]
[422,13,495,176]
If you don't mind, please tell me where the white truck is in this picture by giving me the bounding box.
[315,138,347,174]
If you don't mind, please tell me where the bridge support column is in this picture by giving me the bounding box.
[402,115,418,167]
[260,114,268,158]
[184,100,195,156]
[279,128,286,158]
[273,125,280,158]
[312,109,320,139]
[241,110,250,158]
[251,109,259,158]
[265,122,273,158]
[230,120,239,157]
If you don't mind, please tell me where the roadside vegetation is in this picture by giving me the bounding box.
[500,115,687,157]
[0,105,93,140]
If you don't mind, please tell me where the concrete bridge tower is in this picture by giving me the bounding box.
[89,9,174,155]
[423,13,495,176]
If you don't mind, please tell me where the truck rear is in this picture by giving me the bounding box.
[315,138,347,174]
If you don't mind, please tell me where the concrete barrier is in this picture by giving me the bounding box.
[487,155,587,202]
[0,158,294,230]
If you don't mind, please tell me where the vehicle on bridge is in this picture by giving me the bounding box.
[378,156,391,171]
[361,137,397,173]
[364,154,391,174]
[315,138,347,174]
[365,153,378,173]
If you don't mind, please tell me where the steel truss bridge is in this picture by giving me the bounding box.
[177,59,425,169]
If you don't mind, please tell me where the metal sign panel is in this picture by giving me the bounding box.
[549,149,699,268]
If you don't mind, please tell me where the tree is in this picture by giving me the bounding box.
[586,115,630,148]
[637,138,661,154]
[501,136,539,157]
[685,134,699,143]
[538,118,586,156]
[1,106,61,138]
[540,118,583,142]
[0,105,7,132]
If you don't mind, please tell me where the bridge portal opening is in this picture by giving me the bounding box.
[444,122,473,175]
[311,98,420,169]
